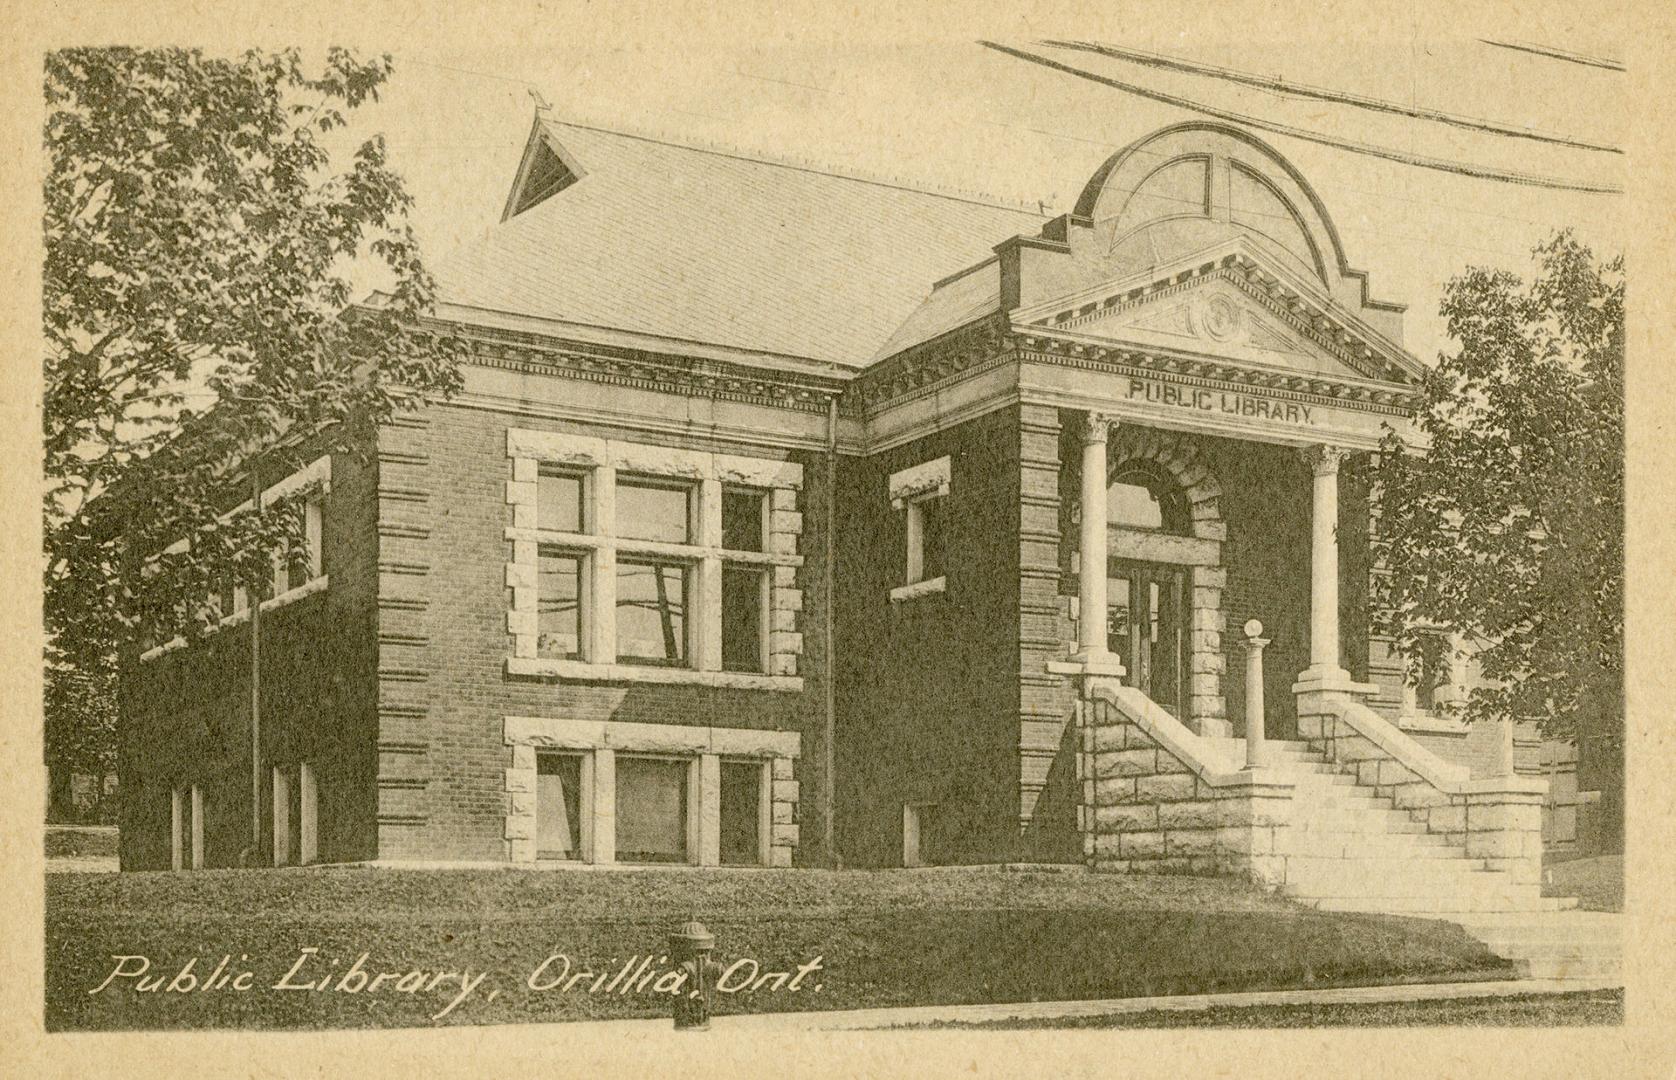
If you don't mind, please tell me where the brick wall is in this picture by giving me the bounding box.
[1212,437,1315,737]
[118,437,381,870]
[833,406,1024,867]
[384,401,833,864]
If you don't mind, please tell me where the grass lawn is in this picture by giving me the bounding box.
[909,989,1624,1029]
[46,866,1515,1032]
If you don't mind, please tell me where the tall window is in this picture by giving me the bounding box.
[537,550,584,659]
[171,784,204,870]
[274,492,326,596]
[888,456,951,599]
[909,496,946,583]
[721,487,768,673]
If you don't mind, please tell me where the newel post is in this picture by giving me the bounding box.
[1243,619,1270,768]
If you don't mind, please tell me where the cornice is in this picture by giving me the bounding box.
[448,323,848,415]
[851,315,1013,413]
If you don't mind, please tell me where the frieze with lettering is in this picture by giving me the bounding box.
[1126,377,1315,425]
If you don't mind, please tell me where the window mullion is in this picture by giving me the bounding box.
[698,479,723,671]
[592,465,617,664]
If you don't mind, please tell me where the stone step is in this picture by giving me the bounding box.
[1286,809,1431,835]
[1283,867,1538,900]
[1286,880,1541,904]
[1277,833,1461,859]
[1306,895,1567,914]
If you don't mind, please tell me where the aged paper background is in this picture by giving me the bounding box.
[0,0,1670,1075]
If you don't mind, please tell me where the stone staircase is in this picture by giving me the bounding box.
[1264,742,1622,984]
[1077,681,1620,985]
[1265,742,1571,915]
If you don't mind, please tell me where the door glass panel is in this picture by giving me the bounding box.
[1105,574,1132,667]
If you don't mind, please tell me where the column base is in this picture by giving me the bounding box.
[1046,650,1128,678]
[1290,666,1379,697]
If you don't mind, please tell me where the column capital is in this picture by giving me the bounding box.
[1299,443,1350,478]
[1077,411,1120,444]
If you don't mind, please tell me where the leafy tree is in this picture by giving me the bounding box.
[1372,232,1623,752]
[44,48,466,788]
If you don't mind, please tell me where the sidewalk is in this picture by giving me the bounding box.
[590,977,1622,1032]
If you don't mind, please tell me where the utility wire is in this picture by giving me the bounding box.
[1479,38,1625,72]
[980,41,1623,196]
[1045,38,1621,155]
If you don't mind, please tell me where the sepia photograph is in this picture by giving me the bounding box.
[14,1,1668,1071]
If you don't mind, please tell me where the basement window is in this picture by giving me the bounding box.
[720,759,765,866]
[615,756,692,864]
[536,752,585,860]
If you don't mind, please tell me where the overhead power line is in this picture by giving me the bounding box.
[979,41,1623,196]
[1044,39,1621,155]
[1479,38,1625,72]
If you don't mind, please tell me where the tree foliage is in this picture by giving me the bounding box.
[1372,232,1622,745]
[44,48,466,771]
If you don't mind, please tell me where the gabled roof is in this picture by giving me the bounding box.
[433,118,1049,369]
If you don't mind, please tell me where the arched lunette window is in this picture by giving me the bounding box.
[1107,463,1189,534]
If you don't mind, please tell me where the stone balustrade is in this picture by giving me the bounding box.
[1082,678,1295,885]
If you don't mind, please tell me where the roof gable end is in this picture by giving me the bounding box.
[501,118,587,221]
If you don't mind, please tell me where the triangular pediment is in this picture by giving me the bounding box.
[1012,239,1423,386]
[1092,277,1367,379]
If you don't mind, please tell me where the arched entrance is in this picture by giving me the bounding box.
[1098,430,1227,735]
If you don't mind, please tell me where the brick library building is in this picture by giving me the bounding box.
[121,119,1614,910]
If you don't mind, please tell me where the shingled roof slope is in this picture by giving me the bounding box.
[433,120,1048,368]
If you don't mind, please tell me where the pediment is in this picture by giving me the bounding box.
[1086,277,1367,380]
[1011,240,1423,387]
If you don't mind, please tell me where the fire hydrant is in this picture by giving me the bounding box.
[669,918,723,1031]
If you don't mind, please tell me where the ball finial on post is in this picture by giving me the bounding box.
[1242,620,1270,768]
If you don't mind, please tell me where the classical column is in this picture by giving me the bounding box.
[1071,411,1125,676]
[1296,444,1354,690]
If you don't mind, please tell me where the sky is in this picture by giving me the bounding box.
[315,4,1627,369]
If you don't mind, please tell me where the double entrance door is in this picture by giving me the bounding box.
[1106,559,1189,718]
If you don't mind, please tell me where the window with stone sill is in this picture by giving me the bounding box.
[534,751,771,866]
[1407,629,1453,713]
[505,715,796,866]
[887,456,950,602]
[141,459,331,661]
[507,431,803,686]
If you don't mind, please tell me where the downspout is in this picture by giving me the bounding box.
[248,465,263,866]
[823,393,839,867]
